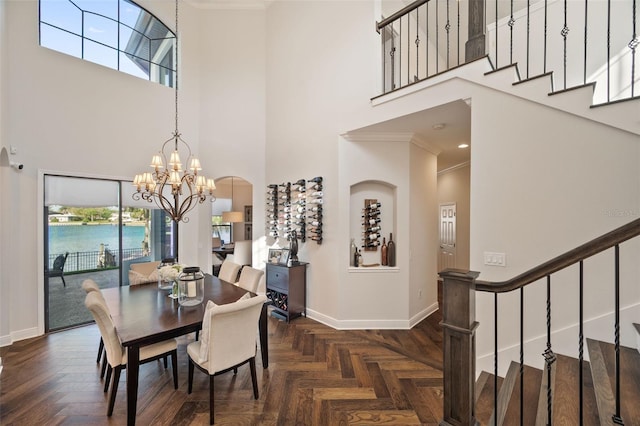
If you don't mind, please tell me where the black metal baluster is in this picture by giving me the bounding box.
[391,22,396,90]
[495,0,499,67]
[607,0,611,101]
[436,0,439,73]
[495,292,499,424]
[426,3,430,78]
[457,0,460,66]
[613,245,623,424]
[520,287,524,426]
[543,275,556,426]
[630,0,638,97]
[583,0,588,85]
[509,0,515,65]
[544,0,548,73]
[562,0,569,89]
[415,8,420,82]
[446,0,450,69]
[579,260,584,425]
[382,24,386,93]
[527,0,531,78]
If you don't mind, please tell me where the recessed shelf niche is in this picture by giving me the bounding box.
[349,181,396,267]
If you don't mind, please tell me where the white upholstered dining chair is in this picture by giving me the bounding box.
[82,279,107,378]
[84,292,179,416]
[217,259,242,283]
[236,266,263,293]
[187,294,268,424]
[231,240,252,266]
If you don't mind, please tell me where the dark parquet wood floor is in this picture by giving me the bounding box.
[0,310,444,425]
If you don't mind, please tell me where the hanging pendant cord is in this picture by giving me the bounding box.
[174,0,179,141]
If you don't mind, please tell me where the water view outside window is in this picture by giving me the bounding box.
[39,0,176,87]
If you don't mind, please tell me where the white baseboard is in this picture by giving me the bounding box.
[306,302,439,330]
[0,326,41,348]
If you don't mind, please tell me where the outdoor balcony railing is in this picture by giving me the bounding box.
[48,247,146,274]
[376,0,639,104]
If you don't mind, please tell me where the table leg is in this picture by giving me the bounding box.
[259,303,269,368]
[127,345,140,426]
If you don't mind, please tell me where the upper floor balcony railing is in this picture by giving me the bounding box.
[376,0,639,105]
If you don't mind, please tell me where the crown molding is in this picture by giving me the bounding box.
[184,0,266,10]
[437,161,470,175]
[343,132,441,156]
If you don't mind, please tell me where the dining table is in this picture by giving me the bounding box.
[101,274,269,426]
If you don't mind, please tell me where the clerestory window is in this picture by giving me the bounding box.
[39,0,176,87]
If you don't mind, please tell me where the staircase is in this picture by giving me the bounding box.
[475,337,640,425]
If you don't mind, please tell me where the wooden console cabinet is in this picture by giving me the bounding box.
[266,262,307,322]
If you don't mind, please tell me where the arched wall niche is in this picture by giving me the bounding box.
[349,179,397,267]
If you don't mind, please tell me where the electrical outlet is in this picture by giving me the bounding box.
[484,252,506,267]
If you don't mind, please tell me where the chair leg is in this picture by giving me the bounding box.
[107,365,122,416]
[163,355,168,369]
[249,357,259,399]
[188,358,194,394]
[97,338,104,363]
[61,275,66,287]
[104,365,112,393]
[233,367,238,375]
[100,350,107,379]
[171,350,178,390]
[209,374,215,425]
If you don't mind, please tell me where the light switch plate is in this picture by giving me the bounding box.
[484,252,506,267]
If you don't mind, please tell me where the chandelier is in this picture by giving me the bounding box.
[132,0,215,223]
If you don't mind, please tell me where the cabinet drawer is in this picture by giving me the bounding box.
[267,266,289,292]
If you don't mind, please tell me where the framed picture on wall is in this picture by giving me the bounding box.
[244,223,252,240]
[244,205,253,223]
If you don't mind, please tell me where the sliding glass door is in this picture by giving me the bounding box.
[44,174,176,331]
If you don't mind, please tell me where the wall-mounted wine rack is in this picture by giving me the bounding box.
[266,176,323,245]
[362,199,381,251]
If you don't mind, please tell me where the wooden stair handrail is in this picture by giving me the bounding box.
[475,218,640,293]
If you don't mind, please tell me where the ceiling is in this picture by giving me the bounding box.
[347,99,471,172]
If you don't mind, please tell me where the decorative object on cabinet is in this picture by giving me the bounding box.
[266,262,308,322]
[349,238,357,266]
[288,230,299,264]
[381,237,388,265]
[387,233,396,267]
[279,249,290,266]
[362,199,381,251]
[268,248,282,264]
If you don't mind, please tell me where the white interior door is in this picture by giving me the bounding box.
[439,203,457,272]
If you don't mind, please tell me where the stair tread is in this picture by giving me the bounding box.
[475,372,504,425]
[502,362,542,426]
[589,339,640,424]
[551,353,600,426]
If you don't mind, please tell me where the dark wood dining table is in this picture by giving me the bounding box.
[101,274,269,426]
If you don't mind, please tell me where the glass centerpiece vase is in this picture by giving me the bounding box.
[157,259,181,291]
[178,267,204,306]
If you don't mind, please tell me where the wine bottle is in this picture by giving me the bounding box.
[367,202,381,209]
[280,194,289,200]
[293,179,306,186]
[268,230,278,237]
[387,233,396,267]
[308,206,322,212]
[296,206,306,214]
[308,198,324,204]
[308,183,323,191]
[308,220,322,227]
[366,218,381,226]
[308,176,323,183]
[310,236,323,243]
[308,213,323,220]
[381,237,388,266]
[310,191,323,197]
[363,233,380,241]
[350,238,357,266]
[362,241,381,248]
[294,213,305,219]
[353,247,359,267]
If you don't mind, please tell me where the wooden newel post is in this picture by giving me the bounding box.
[439,269,480,426]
